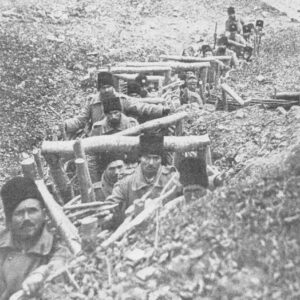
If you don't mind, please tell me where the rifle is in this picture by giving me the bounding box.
[213,22,218,49]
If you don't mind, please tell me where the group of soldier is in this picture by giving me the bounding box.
[0,6,262,299]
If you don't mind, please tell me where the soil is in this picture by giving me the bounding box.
[1,0,300,299]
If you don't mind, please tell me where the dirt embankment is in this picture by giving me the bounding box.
[1,0,300,299]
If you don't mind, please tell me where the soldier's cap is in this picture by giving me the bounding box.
[127,82,141,96]
[100,151,126,170]
[139,133,164,157]
[229,23,238,32]
[1,176,44,223]
[248,23,255,29]
[201,44,213,54]
[97,72,114,90]
[256,20,264,27]
[178,157,208,188]
[135,73,149,87]
[217,35,229,46]
[227,6,235,14]
[103,96,122,114]
[243,24,251,33]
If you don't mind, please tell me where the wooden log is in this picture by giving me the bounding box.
[123,61,210,70]
[32,149,44,179]
[21,157,37,180]
[227,39,246,48]
[139,97,166,104]
[99,66,171,74]
[35,180,81,255]
[73,139,96,202]
[64,202,118,211]
[114,73,164,83]
[75,158,90,203]
[44,154,74,203]
[221,83,245,106]
[101,185,177,249]
[161,80,185,91]
[113,112,188,137]
[222,88,228,111]
[272,92,300,100]
[160,54,231,63]
[42,135,210,158]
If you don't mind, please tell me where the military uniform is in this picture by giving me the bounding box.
[181,88,203,107]
[228,34,247,57]
[225,16,244,34]
[106,164,181,226]
[65,93,164,137]
[0,226,70,300]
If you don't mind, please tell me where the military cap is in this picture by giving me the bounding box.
[139,133,164,157]
[256,20,264,27]
[201,44,213,54]
[178,157,208,188]
[1,176,44,223]
[243,24,251,34]
[135,73,149,87]
[127,82,141,96]
[217,35,229,46]
[229,23,238,32]
[97,72,114,90]
[103,96,122,114]
[227,6,235,14]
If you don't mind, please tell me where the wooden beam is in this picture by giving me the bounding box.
[99,66,171,74]
[32,149,44,179]
[21,157,37,180]
[221,83,245,106]
[35,180,81,255]
[41,135,211,157]
[113,112,188,136]
[113,73,164,82]
[160,54,231,63]
[123,61,210,70]
[75,158,90,203]
[73,139,96,202]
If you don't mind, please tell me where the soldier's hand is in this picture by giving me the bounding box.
[22,273,44,296]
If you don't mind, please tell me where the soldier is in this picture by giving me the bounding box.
[201,44,213,57]
[181,74,204,107]
[0,177,70,300]
[134,73,151,98]
[88,96,139,182]
[105,133,181,226]
[64,72,169,138]
[228,23,247,58]
[214,36,239,69]
[93,154,126,202]
[225,6,245,34]
[178,157,209,202]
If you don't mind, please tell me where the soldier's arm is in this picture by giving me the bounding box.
[105,178,129,227]
[22,239,71,296]
[64,103,91,134]
[123,96,165,119]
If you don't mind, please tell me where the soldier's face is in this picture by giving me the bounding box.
[107,110,122,127]
[187,80,197,92]
[183,185,207,202]
[10,198,45,241]
[105,160,125,183]
[204,51,213,57]
[100,85,115,98]
[140,154,162,176]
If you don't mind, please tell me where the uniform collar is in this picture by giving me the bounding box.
[132,165,164,191]
[0,225,54,256]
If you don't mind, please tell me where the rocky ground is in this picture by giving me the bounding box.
[1,0,300,299]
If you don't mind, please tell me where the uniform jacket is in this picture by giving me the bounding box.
[93,174,114,202]
[87,114,139,183]
[225,16,245,34]
[0,226,70,300]
[106,164,181,226]
[65,92,164,135]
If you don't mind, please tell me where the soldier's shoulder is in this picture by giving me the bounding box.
[118,166,136,182]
